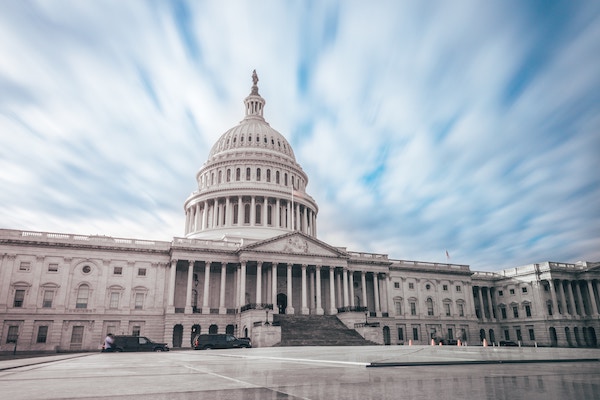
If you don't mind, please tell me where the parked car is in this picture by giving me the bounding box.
[193,334,252,350]
[106,335,169,352]
[499,340,519,347]
[439,338,458,345]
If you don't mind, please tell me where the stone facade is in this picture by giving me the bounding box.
[1,73,598,352]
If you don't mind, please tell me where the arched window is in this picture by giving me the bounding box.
[255,204,262,224]
[226,169,231,182]
[246,168,251,181]
[276,171,280,184]
[218,170,222,183]
[426,298,434,316]
[76,284,89,309]
[267,205,272,225]
[394,297,403,316]
[211,173,214,186]
[256,168,261,181]
[233,204,239,224]
[244,204,250,224]
[266,169,271,182]
[236,168,241,181]
[284,173,288,186]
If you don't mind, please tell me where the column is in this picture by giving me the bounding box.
[202,261,211,314]
[374,273,381,316]
[349,271,355,308]
[477,287,485,319]
[263,197,268,226]
[303,207,309,234]
[486,287,494,320]
[556,279,566,314]
[361,271,368,309]
[168,260,176,311]
[329,267,337,314]
[587,280,599,316]
[548,280,559,317]
[272,263,278,313]
[335,269,342,308]
[286,264,294,314]
[256,262,263,305]
[202,201,208,229]
[185,260,194,313]
[250,197,256,226]
[301,264,309,314]
[316,265,324,315]
[567,280,576,315]
[194,203,201,231]
[342,268,349,308]
[225,197,231,226]
[240,262,247,307]
[381,274,389,315]
[219,263,226,314]
[212,200,217,228]
[237,196,243,225]
[309,268,316,311]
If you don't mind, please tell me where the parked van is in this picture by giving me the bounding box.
[108,335,169,352]
[192,334,251,350]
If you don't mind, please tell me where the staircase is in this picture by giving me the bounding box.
[273,314,376,346]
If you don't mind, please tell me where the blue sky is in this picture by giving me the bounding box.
[1,0,599,271]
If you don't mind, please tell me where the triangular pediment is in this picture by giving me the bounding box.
[240,232,348,258]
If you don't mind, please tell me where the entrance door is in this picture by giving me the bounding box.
[383,326,391,345]
[172,324,183,348]
[277,293,287,314]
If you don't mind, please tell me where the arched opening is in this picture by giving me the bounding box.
[172,324,183,348]
[277,293,287,314]
[479,329,486,343]
[588,327,597,347]
[383,326,391,345]
[574,327,582,346]
[489,329,495,344]
[191,324,201,347]
[244,327,249,338]
[209,324,218,334]
[549,327,558,347]
[565,327,573,346]
[225,324,234,335]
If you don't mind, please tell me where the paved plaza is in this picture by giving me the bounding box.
[1,346,599,399]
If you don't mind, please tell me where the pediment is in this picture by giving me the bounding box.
[241,232,347,258]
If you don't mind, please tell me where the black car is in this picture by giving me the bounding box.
[107,335,169,352]
[193,334,252,350]
[499,340,519,347]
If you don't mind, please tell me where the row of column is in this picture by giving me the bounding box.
[166,260,388,316]
[473,286,497,320]
[547,279,600,317]
[184,196,316,236]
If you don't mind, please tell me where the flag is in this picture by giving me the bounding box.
[445,250,450,260]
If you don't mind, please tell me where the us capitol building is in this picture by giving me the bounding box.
[1,72,598,353]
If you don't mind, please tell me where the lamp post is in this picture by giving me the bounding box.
[365,310,368,326]
[265,310,270,325]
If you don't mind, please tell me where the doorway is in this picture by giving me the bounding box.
[277,293,287,314]
[383,326,391,345]
[172,324,183,348]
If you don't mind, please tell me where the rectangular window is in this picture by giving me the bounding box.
[513,306,519,318]
[76,286,89,309]
[397,327,404,341]
[547,302,553,316]
[113,267,123,275]
[412,327,419,341]
[410,302,416,315]
[70,326,84,349]
[528,329,535,341]
[19,261,31,271]
[525,305,531,317]
[408,283,414,290]
[37,326,48,343]
[521,287,528,293]
[138,268,146,277]
[48,263,59,272]
[42,290,54,308]
[443,285,448,291]
[395,301,402,316]
[109,292,120,309]
[7,326,19,343]
[394,282,400,289]
[455,285,462,292]
[504,329,510,340]
[444,303,451,316]
[448,328,454,340]
[509,289,515,295]
[134,293,144,310]
[516,329,522,342]
[132,326,141,336]
[498,290,503,296]
[14,289,25,307]
[458,303,464,317]
[501,308,507,319]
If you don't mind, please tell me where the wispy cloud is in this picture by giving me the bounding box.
[0,0,598,271]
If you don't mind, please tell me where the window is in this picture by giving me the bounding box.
[42,290,54,308]
[109,292,120,309]
[37,326,48,343]
[236,168,241,181]
[226,169,231,182]
[547,301,553,316]
[138,268,146,277]
[266,169,271,182]
[82,265,91,274]
[458,303,464,317]
[395,301,402,316]
[70,326,84,348]
[412,327,419,341]
[134,293,144,310]
[410,302,416,315]
[13,289,25,307]
[132,326,141,336]
[284,173,288,186]
[114,266,123,275]
[426,298,434,316]
[397,327,404,341]
[76,285,89,309]
[528,329,535,341]
[233,204,239,224]
[456,285,462,292]
[394,282,400,289]
[244,204,250,224]
[501,307,507,319]
[48,263,59,272]
[255,204,262,224]
[509,289,515,295]
[408,283,414,290]
[498,290,503,296]
[512,306,519,318]
[6,326,19,343]
[516,329,522,342]
[504,329,510,340]
[276,171,280,184]
[544,284,550,292]
[425,284,431,290]
[19,261,31,271]
[443,285,448,291]
[256,168,261,181]
[267,205,272,225]
[246,168,251,180]
[525,305,531,317]
[444,303,451,316]
[218,170,222,183]
[522,287,528,293]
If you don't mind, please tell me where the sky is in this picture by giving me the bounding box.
[1,0,599,272]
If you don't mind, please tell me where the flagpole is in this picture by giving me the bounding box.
[291,184,295,231]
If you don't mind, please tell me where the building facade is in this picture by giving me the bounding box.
[1,73,599,352]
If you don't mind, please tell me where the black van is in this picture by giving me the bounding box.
[108,336,169,352]
[193,334,251,350]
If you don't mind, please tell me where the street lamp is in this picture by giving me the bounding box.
[265,310,270,325]
[365,310,368,325]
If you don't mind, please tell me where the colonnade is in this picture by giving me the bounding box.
[546,279,600,317]
[166,259,388,316]
[472,286,497,320]
[184,196,317,236]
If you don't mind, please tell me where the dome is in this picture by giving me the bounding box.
[207,71,296,162]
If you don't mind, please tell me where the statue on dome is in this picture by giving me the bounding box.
[252,70,259,86]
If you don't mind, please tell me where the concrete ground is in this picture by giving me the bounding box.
[1,345,599,399]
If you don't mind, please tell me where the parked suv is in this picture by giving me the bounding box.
[193,334,251,350]
[108,335,169,352]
